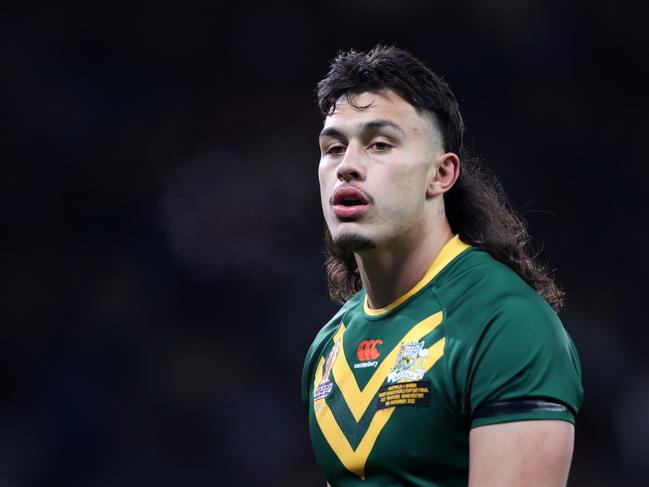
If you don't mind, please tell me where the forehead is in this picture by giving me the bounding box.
[322,89,433,135]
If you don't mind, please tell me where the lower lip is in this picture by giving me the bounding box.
[333,204,368,219]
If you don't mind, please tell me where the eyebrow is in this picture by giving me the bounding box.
[319,119,406,140]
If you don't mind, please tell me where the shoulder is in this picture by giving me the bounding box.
[437,247,580,386]
[439,247,535,294]
[438,247,559,332]
[435,250,583,421]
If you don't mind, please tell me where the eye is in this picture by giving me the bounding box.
[325,145,346,156]
[369,142,392,152]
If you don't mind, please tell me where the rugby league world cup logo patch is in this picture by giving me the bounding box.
[314,339,341,404]
[354,339,382,369]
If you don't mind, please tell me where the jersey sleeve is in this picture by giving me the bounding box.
[467,295,583,429]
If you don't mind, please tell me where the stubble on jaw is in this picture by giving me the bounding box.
[333,233,376,252]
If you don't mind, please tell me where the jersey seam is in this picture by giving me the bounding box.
[430,284,456,418]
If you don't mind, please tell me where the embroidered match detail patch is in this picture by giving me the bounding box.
[376,380,431,410]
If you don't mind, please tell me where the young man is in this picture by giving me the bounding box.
[301,46,583,487]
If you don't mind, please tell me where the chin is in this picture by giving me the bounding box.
[333,232,376,252]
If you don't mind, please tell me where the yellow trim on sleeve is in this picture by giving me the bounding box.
[363,234,470,317]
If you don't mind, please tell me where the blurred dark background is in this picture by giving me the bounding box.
[3,1,648,486]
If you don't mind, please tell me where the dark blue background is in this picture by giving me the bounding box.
[3,1,648,485]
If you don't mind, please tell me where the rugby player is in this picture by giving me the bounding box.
[301,46,583,487]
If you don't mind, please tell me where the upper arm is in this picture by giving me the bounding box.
[469,420,575,487]
[459,291,582,485]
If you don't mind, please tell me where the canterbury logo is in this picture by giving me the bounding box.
[357,339,383,361]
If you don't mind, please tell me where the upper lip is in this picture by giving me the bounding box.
[331,186,370,206]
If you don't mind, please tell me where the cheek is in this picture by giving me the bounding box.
[318,164,334,209]
[378,168,428,221]
[386,165,426,198]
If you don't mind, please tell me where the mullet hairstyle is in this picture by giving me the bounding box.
[317,45,565,312]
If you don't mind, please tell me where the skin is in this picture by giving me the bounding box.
[318,89,459,309]
[318,89,575,486]
[469,421,575,487]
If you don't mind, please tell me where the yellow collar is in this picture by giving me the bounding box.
[363,235,470,317]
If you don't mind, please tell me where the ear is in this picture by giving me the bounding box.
[426,152,460,198]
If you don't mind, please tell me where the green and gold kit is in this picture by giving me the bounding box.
[301,236,583,486]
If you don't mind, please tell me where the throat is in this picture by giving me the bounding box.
[358,228,454,311]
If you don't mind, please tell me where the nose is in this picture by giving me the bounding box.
[336,145,366,182]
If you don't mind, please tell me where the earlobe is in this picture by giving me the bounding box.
[426,152,460,198]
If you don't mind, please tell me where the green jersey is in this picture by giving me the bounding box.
[301,236,583,486]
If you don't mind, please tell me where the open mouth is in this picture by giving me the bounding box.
[332,186,369,206]
[332,186,370,219]
[340,198,363,206]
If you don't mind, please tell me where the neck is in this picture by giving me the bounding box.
[356,220,454,310]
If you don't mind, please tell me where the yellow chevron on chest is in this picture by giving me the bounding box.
[312,311,445,479]
[333,310,444,422]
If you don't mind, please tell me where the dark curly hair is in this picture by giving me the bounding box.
[317,45,564,312]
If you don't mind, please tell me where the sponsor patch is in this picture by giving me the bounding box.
[376,380,431,410]
[353,360,378,369]
[356,339,383,361]
[353,339,382,369]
